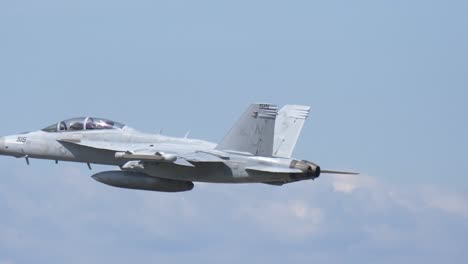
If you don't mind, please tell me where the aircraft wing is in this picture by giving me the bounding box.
[115,150,225,163]
[180,152,226,162]
[58,139,226,166]
[57,139,130,151]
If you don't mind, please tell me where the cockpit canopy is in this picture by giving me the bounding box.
[42,117,125,132]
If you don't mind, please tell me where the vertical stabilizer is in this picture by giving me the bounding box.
[215,103,278,156]
[273,105,310,158]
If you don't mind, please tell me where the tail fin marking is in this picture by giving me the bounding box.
[273,105,310,158]
[215,103,278,157]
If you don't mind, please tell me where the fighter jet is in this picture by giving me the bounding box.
[0,104,357,192]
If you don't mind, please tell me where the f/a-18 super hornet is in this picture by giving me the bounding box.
[0,104,357,192]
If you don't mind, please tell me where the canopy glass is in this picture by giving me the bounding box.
[42,117,125,132]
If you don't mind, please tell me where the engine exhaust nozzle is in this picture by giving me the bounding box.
[290,160,321,179]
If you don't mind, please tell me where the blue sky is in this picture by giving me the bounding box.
[0,1,467,263]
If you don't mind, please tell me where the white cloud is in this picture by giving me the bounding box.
[129,193,200,238]
[363,224,406,243]
[1,161,468,263]
[331,174,377,193]
[240,199,323,239]
[423,189,468,218]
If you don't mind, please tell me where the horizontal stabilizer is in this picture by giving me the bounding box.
[180,152,225,163]
[246,166,303,174]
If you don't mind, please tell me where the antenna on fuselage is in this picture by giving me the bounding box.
[184,130,191,139]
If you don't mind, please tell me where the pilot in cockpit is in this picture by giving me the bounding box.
[85,118,97,130]
[69,121,84,131]
[59,122,67,131]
